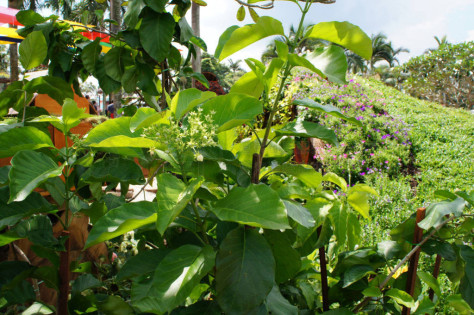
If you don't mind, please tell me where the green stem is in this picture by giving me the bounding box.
[63,131,71,229]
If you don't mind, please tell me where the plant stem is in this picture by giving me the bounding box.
[352,215,457,313]
[63,131,71,229]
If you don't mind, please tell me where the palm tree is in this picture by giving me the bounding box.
[369,33,395,71]
[434,35,448,47]
[345,50,367,74]
[8,0,21,82]
[390,46,409,66]
[228,59,243,73]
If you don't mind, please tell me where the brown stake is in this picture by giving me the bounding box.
[401,207,426,315]
[251,153,260,184]
[428,254,442,301]
[58,230,71,315]
[317,226,330,312]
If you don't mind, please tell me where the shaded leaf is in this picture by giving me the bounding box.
[276,120,338,146]
[0,126,53,158]
[293,98,362,126]
[19,31,47,70]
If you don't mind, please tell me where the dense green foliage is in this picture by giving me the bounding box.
[394,41,474,109]
[0,1,472,314]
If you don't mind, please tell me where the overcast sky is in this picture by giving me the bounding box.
[1,0,473,66]
[193,0,474,65]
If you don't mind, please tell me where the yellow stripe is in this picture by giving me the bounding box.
[0,26,23,39]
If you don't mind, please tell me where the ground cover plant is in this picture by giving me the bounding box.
[0,1,472,314]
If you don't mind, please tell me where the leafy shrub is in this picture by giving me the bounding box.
[394,41,474,109]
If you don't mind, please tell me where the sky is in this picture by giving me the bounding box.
[1,0,473,66]
[192,0,474,65]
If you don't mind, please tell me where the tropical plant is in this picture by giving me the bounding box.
[395,41,474,109]
[0,1,472,315]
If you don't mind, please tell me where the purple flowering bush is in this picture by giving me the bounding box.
[290,74,413,183]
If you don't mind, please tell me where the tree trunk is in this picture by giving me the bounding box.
[8,0,20,82]
[110,0,122,110]
[191,2,201,87]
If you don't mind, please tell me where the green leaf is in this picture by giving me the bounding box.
[130,108,170,132]
[322,172,348,192]
[236,6,245,21]
[71,274,101,295]
[216,228,275,314]
[304,21,372,60]
[376,240,402,260]
[139,10,175,62]
[412,296,435,315]
[263,58,284,92]
[0,126,53,158]
[264,230,301,283]
[343,265,374,288]
[230,71,264,98]
[276,120,339,146]
[385,288,415,308]
[31,266,59,290]
[215,16,284,60]
[418,198,466,230]
[283,200,315,228]
[212,184,290,230]
[249,7,259,23]
[144,0,167,12]
[25,76,74,105]
[12,215,60,249]
[0,187,54,229]
[96,59,121,94]
[104,47,134,82]
[156,174,204,235]
[329,202,347,247]
[16,10,47,26]
[347,183,377,219]
[362,286,382,297]
[85,201,157,248]
[123,0,146,28]
[447,294,473,315]
[96,295,134,315]
[265,285,298,315]
[293,98,362,126]
[117,249,169,281]
[418,271,441,297]
[0,81,33,115]
[82,157,145,185]
[19,31,47,70]
[62,98,91,131]
[309,45,348,84]
[275,41,288,61]
[9,151,64,203]
[81,39,102,75]
[189,73,210,88]
[171,88,215,120]
[200,93,262,132]
[22,302,54,315]
[460,246,474,309]
[264,163,322,188]
[132,245,215,314]
[198,146,236,162]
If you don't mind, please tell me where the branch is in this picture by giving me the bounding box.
[127,162,166,202]
[352,215,457,313]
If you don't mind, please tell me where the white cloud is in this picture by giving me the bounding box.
[466,30,474,42]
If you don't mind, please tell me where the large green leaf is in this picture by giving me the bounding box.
[418,271,441,298]
[156,174,203,234]
[343,265,374,288]
[130,108,170,132]
[139,9,175,62]
[34,99,92,133]
[276,120,339,146]
[81,39,102,74]
[132,245,215,314]
[170,88,216,120]
[0,187,54,229]
[347,183,377,219]
[0,126,53,158]
[293,98,362,126]
[304,21,372,60]
[0,81,33,115]
[25,76,74,105]
[283,200,315,228]
[418,198,466,230]
[232,138,287,168]
[123,0,146,28]
[264,230,301,283]
[19,31,47,70]
[308,45,348,84]
[263,163,322,188]
[200,93,262,132]
[11,215,60,249]
[9,151,63,203]
[116,249,169,281]
[95,58,121,94]
[230,70,264,98]
[385,288,415,308]
[16,10,47,26]
[216,228,275,314]
[211,184,289,230]
[104,47,134,82]
[265,285,298,315]
[81,157,144,185]
[215,16,284,60]
[85,201,157,248]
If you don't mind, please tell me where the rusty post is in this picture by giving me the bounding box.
[58,230,70,315]
[401,207,426,315]
[428,255,442,301]
[251,153,260,184]
[317,226,330,312]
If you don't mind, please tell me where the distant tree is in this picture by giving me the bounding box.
[345,50,366,74]
[228,59,243,73]
[434,35,448,47]
[0,46,9,72]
